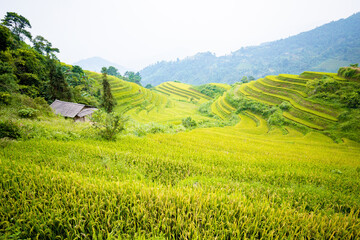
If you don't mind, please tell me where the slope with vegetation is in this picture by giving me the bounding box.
[213,69,360,141]
[1,11,360,240]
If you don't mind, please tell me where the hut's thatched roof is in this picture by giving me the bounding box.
[50,100,97,118]
[77,108,97,118]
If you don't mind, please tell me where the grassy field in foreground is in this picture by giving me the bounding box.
[1,119,360,239]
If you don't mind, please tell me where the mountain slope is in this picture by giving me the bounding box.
[141,12,360,86]
[73,56,130,74]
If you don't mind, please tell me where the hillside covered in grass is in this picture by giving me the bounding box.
[1,11,360,240]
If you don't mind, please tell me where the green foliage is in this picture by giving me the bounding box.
[18,107,38,118]
[1,12,32,42]
[0,91,11,104]
[182,116,197,129]
[101,70,116,113]
[0,25,12,51]
[0,58,18,92]
[198,101,214,116]
[0,120,21,139]
[192,84,226,98]
[32,35,59,59]
[124,71,142,85]
[308,75,360,108]
[47,59,72,101]
[267,110,285,126]
[338,65,360,80]
[106,66,121,77]
[91,110,128,141]
[145,84,153,89]
[279,101,291,111]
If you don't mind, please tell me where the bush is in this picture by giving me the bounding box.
[18,108,39,118]
[91,111,128,141]
[182,117,197,129]
[341,91,360,108]
[279,101,291,111]
[267,111,285,126]
[0,92,11,104]
[0,121,21,139]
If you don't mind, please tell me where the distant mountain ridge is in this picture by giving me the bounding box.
[140,12,360,86]
[73,57,130,74]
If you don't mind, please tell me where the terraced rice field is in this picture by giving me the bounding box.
[211,92,236,119]
[236,72,344,130]
[2,111,359,239]
[155,81,212,103]
[86,72,216,124]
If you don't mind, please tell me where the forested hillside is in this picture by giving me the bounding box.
[141,12,360,86]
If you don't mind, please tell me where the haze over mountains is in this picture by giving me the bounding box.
[73,56,130,74]
[140,12,360,86]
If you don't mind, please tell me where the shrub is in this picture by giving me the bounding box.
[0,92,11,104]
[92,110,128,141]
[267,111,285,126]
[279,101,291,111]
[182,117,197,129]
[0,121,21,139]
[18,108,39,118]
[340,91,360,108]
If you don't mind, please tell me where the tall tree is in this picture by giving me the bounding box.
[47,59,72,101]
[101,67,115,113]
[1,12,32,42]
[124,71,142,85]
[106,66,121,77]
[32,35,59,59]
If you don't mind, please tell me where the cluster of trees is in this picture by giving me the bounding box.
[101,65,142,86]
[0,12,104,107]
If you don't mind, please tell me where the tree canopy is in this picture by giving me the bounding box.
[1,12,32,42]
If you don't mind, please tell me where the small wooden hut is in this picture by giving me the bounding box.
[50,99,97,122]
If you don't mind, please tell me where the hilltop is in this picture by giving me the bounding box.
[141,12,360,86]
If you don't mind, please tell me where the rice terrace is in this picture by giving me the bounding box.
[1,2,360,240]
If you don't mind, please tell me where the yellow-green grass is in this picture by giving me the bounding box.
[237,83,280,105]
[166,82,212,100]
[266,75,309,87]
[287,107,333,129]
[253,79,339,119]
[211,100,228,120]
[301,71,348,81]
[128,99,212,124]
[211,93,236,119]
[85,71,166,115]
[219,93,236,112]
[209,83,232,90]
[157,84,196,100]
[155,82,211,103]
[261,77,308,97]
[283,111,324,130]
[278,74,311,84]
[247,81,338,122]
[1,118,360,238]
[263,76,310,93]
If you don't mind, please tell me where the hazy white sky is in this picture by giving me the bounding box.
[1,0,360,70]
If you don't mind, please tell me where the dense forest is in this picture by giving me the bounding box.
[141,12,360,86]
